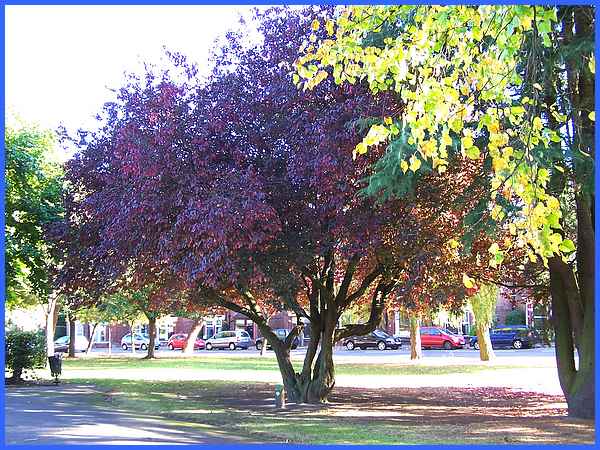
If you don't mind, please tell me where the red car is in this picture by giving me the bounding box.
[420,326,465,350]
[167,333,205,351]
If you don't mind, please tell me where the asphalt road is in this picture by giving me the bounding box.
[5,384,251,445]
[86,345,559,366]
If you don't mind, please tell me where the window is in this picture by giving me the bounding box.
[94,325,108,343]
[239,331,250,338]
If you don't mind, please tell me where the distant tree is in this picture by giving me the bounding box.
[505,309,526,326]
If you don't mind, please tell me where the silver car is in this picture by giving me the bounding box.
[205,330,252,350]
[120,333,160,351]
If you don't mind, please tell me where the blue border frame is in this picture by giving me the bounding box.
[2,2,598,449]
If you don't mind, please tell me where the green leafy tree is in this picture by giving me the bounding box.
[469,284,498,361]
[299,5,594,419]
[5,121,64,358]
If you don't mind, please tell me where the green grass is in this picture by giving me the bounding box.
[62,356,531,376]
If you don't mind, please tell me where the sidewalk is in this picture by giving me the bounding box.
[5,384,253,445]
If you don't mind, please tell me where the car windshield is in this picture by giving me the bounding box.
[373,330,390,338]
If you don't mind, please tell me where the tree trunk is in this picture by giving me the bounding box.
[183,319,204,355]
[68,314,77,358]
[260,334,268,356]
[130,323,136,354]
[409,315,422,360]
[86,323,98,355]
[548,7,595,420]
[45,295,58,358]
[475,323,495,361]
[108,326,112,357]
[144,316,157,359]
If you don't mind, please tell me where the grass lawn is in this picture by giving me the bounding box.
[66,377,595,445]
[62,355,534,376]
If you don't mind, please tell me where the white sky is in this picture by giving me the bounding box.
[5,5,258,136]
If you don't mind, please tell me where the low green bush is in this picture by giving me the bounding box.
[5,328,46,383]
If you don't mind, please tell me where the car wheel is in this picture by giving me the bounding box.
[229,342,236,350]
[377,341,386,351]
[443,341,452,350]
[121,344,128,351]
[141,343,148,350]
[206,343,213,350]
[168,344,174,351]
[474,342,480,350]
[512,339,523,350]
[346,341,355,351]
[256,341,262,351]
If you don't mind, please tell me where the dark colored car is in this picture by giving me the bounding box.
[470,325,540,350]
[420,326,465,350]
[343,329,401,351]
[167,333,206,350]
[255,328,299,351]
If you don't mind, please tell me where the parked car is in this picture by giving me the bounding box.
[343,329,401,351]
[470,325,541,350]
[255,328,299,351]
[120,333,160,351]
[167,333,205,351]
[205,330,252,350]
[54,335,89,353]
[420,326,465,350]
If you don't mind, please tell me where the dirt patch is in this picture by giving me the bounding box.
[187,383,595,444]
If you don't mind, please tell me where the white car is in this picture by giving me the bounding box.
[54,335,89,353]
[120,333,160,351]
[205,330,252,350]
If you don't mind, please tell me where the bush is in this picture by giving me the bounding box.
[505,309,526,326]
[5,328,46,383]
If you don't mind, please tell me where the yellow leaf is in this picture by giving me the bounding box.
[355,142,367,155]
[462,273,474,289]
[533,116,543,131]
[384,116,393,125]
[448,239,459,249]
[441,133,452,147]
[325,20,334,36]
[311,19,320,31]
[409,154,422,172]
[533,83,543,91]
[400,159,409,173]
[461,136,473,149]
[589,111,595,121]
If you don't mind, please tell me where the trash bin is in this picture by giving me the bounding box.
[48,354,62,383]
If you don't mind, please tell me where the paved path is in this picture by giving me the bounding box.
[5,384,251,445]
